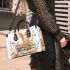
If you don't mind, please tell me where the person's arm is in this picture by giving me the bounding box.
[31,0,61,39]
[32,0,67,47]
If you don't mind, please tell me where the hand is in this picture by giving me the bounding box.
[60,37,67,48]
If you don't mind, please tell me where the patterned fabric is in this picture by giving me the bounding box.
[12,0,28,15]
[26,0,64,41]
[7,26,45,59]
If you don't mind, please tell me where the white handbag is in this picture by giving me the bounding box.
[6,19,45,59]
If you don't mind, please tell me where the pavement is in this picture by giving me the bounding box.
[0,30,31,70]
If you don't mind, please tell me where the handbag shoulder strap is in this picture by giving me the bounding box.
[9,0,21,31]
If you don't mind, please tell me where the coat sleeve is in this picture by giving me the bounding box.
[32,0,64,41]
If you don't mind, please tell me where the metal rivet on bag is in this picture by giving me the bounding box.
[27,29,31,37]
[14,34,18,41]
[6,34,8,37]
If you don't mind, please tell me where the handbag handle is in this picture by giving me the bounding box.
[15,19,30,31]
[14,19,31,41]
[14,13,38,34]
[9,0,21,31]
[13,13,38,41]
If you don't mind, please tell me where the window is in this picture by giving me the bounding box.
[0,0,12,11]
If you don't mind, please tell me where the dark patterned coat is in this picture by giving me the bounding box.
[26,0,65,70]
